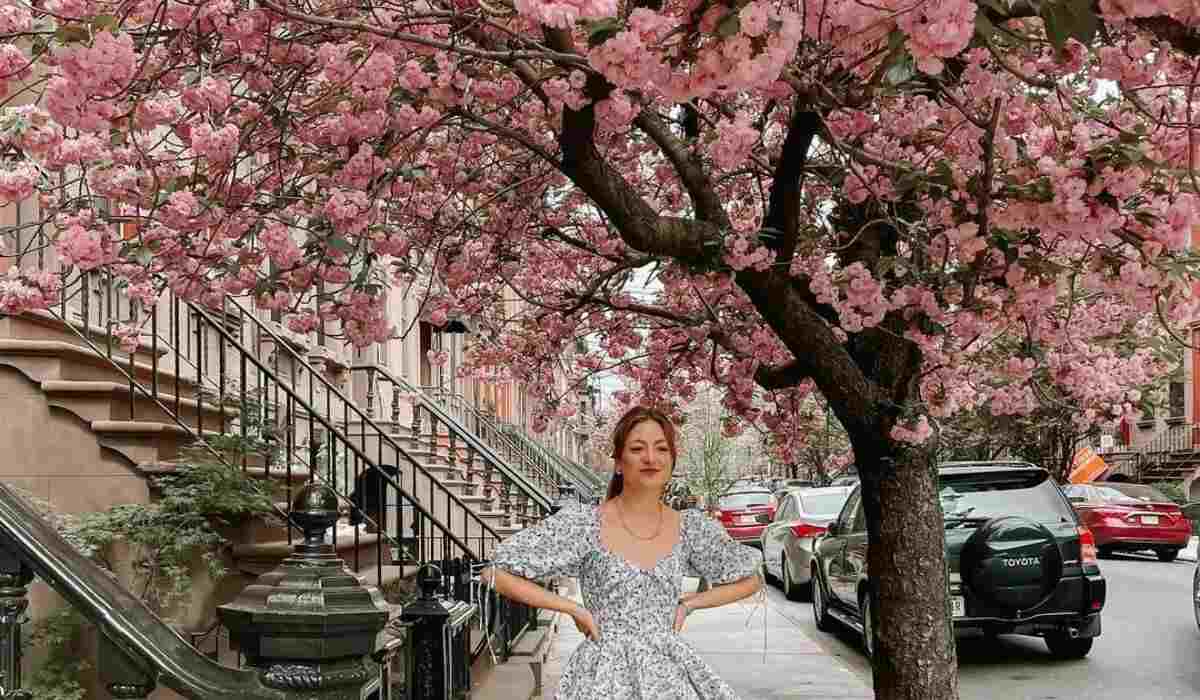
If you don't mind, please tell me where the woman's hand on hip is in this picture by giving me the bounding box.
[569,603,600,641]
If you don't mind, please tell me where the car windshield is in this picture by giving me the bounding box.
[798,492,849,516]
[719,492,772,510]
[938,470,1075,524]
[1093,483,1172,504]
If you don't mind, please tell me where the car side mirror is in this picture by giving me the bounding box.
[1182,503,1200,520]
[754,513,772,524]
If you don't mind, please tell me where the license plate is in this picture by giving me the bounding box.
[951,596,966,618]
[1142,515,1160,525]
[737,515,757,525]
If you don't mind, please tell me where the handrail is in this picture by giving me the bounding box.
[0,484,288,699]
[501,423,603,494]
[206,298,501,558]
[352,364,554,513]
[27,270,305,538]
[422,386,595,497]
[418,387,555,484]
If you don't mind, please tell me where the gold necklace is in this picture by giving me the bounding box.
[615,498,664,541]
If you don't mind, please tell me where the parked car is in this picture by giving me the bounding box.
[1186,502,1200,632]
[779,478,815,490]
[812,462,1106,660]
[1062,482,1192,561]
[761,486,854,600]
[716,490,776,546]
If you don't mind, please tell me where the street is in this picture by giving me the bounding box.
[768,553,1200,699]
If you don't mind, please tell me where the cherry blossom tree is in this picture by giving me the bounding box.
[6,0,1200,696]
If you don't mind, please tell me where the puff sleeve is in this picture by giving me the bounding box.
[489,504,593,580]
[684,510,763,585]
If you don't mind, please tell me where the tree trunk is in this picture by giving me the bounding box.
[857,437,959,699]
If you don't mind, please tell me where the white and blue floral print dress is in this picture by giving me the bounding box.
[491,504,762,699]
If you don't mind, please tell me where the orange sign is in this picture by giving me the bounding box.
[1068,447,1110,484]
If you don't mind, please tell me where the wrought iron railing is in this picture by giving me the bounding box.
[420,385,601,500]
[217,296,503,566]
[499,421,604,500]
[353,365,554,525]
[4,226,503,574]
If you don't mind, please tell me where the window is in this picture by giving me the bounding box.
[776,496,796,521]
[939,470,1075,524]
[798,491,852,517]
[1093,482,1173,504]
[851,500,868,533]
[837,488,861,532]
[1169,381,1185,419]
[718,492,772,510]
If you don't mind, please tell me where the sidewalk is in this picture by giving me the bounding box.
[472,578,873,699]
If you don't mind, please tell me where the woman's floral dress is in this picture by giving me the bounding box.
[491,503,762,699]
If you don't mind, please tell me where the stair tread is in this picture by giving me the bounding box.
[0,338,199,385]
[91,419,193,435]
[41,379,239,414]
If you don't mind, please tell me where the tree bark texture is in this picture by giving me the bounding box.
[858,440,959,699]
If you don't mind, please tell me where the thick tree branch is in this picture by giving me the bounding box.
[540,28,724,263]
[633,109,729,227]
[761,105,821,263]
[733,268,878,437]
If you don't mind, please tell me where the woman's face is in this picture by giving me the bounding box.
[617,419,673,495]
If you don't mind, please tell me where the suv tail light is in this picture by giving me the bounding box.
[1078,526,1098,565]
[790,523,826,539]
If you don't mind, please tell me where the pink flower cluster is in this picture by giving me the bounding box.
[0,163,37,203]
[56,223,114,272]
[0,268,62,315]
[890,415,933,445]
[512,0,617,29]
[896,0,977,74]
[190,122,240,164]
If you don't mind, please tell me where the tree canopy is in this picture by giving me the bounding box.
[6,0,1200,695]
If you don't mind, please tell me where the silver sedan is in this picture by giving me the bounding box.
[760,486,854,600]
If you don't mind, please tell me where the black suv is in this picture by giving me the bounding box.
[811,462,1106,659]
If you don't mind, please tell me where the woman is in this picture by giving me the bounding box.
[482,406,763,699]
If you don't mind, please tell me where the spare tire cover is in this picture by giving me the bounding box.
[959,516,1063,612]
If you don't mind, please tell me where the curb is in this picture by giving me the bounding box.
[1181,536,1199,562]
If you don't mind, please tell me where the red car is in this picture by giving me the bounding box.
[1063,482,1192,561]
[716,489,775,547]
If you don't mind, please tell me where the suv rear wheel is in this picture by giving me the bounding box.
[1044,630,1093,659]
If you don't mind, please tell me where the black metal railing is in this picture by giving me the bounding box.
[499,421,604,501]
[4,223,503,575]
[215,296,504,567]
[354,364,556,524]
[418,385,600,501]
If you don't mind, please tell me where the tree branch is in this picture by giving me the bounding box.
[761,103,821,264]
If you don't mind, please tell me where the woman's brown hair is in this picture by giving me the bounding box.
[606,406,678,500]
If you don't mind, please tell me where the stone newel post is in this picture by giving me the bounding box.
[218,483,390,699]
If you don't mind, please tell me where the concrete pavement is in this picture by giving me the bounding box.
[472,577,873,699]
